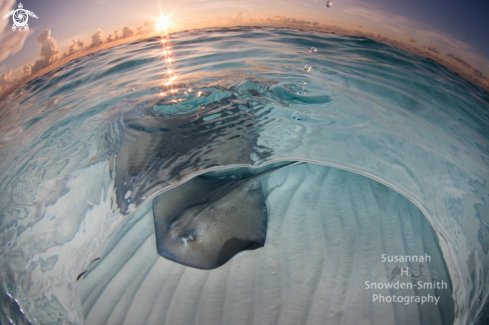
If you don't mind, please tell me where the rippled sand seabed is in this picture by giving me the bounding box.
[81,163,454,325]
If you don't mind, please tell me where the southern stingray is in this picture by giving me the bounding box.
[153,162,300,269]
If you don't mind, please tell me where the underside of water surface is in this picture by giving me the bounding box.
[0,27,488,325]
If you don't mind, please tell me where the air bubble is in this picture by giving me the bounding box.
[309,47,317,53]
[304,64,312,73]
[326,1,332,8]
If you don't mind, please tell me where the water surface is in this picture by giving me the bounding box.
[0,28,488,325]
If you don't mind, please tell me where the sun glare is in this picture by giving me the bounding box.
[155,15,171,32]
[157,11,181,105]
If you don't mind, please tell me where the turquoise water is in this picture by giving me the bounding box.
[0,27,488,324]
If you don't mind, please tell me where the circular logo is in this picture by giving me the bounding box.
[13,9,28,28]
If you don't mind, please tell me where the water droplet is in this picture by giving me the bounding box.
[326,1,332,8]
[304,64,312,73]
[309,47,317,53]
[186,85,193,92]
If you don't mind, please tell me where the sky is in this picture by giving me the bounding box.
[349,0,489,49]
[1,0,489,95]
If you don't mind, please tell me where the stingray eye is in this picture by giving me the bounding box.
[182,231,196,244]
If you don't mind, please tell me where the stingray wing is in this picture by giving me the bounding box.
[26,10,38,19]
[2,10,14,19]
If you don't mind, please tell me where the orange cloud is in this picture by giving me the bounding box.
[22,64,31,76]
[428,45,439,54]
[121,27,134,39]
[0,19,161,99]
[63,39,84,58]
[105,21,156,43]
[106,30,118,43]
[136,21,157,36]
[447,53,489,86]
[0,69,13,93]
[89,29,104,49]
[448,53,472,70]
[29,30,61,75]
[407,37,416,42]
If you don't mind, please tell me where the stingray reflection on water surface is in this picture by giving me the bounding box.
[153,162,299,269]
[108,80,297,269]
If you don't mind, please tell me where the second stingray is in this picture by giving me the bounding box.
[153,162,299,270]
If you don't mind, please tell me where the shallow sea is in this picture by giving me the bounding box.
[0,28,488,325]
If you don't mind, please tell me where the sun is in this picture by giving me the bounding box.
[155,15,171,32]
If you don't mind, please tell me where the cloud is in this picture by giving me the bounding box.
[30,30,61,74]
[105,26,135,42]
[448,53,472,70]
[428,45,439,54]
[106,21,156,43]
[15,29,63,78]
[343,7,406,34]
[447,53,489,86]
[232,11,244,22]
[0,0,31,63]
[3,27,107,96]
[22,64,31,76]
[121,27,134,39]
[37,30,61,60]
[407,37,416,42]
[63,39,84,57]
[106,30,118,43]
[0,69,13,92]
[89,29,104,48]
[349,24,363,29]
[136,21,157,35]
